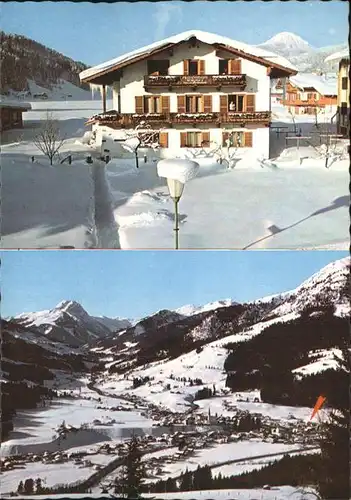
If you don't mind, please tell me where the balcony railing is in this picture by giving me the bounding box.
[88,111,271,127]
[144,74,247,89]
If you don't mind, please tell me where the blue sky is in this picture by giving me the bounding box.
[0,1,348,65]
[1,250,347,319]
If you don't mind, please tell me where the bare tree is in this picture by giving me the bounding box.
[33,113,65,165]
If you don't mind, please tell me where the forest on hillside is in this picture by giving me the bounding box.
[0,31,89,93]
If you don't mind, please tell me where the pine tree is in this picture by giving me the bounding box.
[35,478,43,494]
[317,345,350,499]
[23,478,34,495]
[180,468,193,491]
[115,435,145,498]
[17,481,24,494]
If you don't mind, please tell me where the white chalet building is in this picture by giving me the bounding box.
[80,30,297,159]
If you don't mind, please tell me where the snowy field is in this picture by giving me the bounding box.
[141,440,308,482]
[1,395,153,457]
[142,487,319,499]
[0,462,95,496]
[106,156,349,250]
[0,99,348,249]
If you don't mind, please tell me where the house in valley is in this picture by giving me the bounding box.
[80,30,296,160]
[0,99,31,131]
[282,73,337,116]
[325,48,350,138]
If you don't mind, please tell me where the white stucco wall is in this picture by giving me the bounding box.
[158,126,270,160]
[113,40,270,114]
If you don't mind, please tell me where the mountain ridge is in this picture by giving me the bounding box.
[256,31,347,72]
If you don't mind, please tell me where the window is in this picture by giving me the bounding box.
[144,96,161,113]
[147,60,169,76]
[185,95,202,113]
[342,77,348,90]
[222,131,244,148]
[341,102,348,115]
[228,95,244,112]
[188,60,198,76]
[219,59,229,75]
[186,132,202,147]
[138,132,160,148]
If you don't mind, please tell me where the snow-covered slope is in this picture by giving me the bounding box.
[13,300,131,347]
[259,32,313,57]
[97,257,349,416]
[257,256,350,318]
[257,32,347,72]
[26,78,91,100]
[176,299,237,317]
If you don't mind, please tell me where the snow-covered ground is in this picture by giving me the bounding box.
[105,154,349,249]
[211,447,318,477]
[1,142,95,249]
[142,440,307,482]
[0,462,95,495]
[142,486,318,499]
[0,393,153,457]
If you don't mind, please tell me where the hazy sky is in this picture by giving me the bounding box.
[1,250,347,319]
[0,1,348,65]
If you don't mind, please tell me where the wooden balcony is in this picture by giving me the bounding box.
[144,74,247,90]
[88,111,271,128]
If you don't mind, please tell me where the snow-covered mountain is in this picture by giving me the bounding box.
[255,256,350,318]
[103,257,349,382]
[257,32,348,72]
[13,300,131,347]
[95,257,349,417]
[176,299,237,317]
[259,32,313,57]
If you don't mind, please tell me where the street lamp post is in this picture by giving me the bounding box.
[166,178,185,249]
[157,158,199,249]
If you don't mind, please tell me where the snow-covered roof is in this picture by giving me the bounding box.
[80,30,297,82]
[0,98,31,110]
[324,47,350,63]
[289,73,337,96]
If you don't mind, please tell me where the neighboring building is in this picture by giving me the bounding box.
[336,58,350,137]
[325,48,350,138]
[282,73,337,115]
[0,99,31,131]
[80,30,296,159]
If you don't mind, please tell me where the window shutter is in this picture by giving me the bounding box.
[135,96,144,113]
[203,95,212,113]
[244,131,253,147]
[183,60,189,76]
[177,95,186,113]
[180,132,187,147]
[201,131,210,146]
[220,95,228,114]
[245,95,255,112]
[198,60,205,75]
[161,96,170,114]
[229,59,242,75]
[159,132,168,148]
